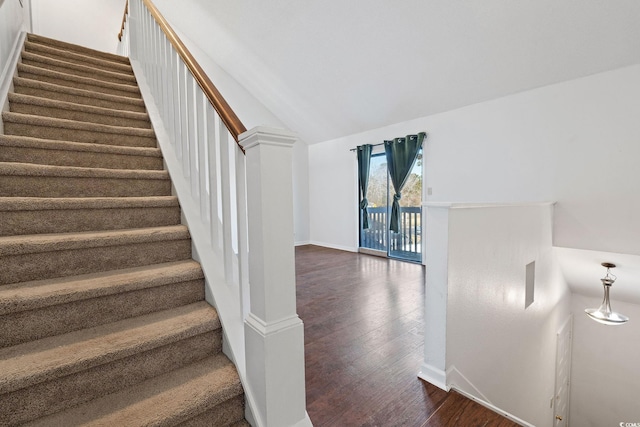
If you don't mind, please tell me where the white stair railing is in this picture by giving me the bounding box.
[122,1,310,426]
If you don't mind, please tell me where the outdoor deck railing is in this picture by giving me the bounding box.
[361,206,422,260]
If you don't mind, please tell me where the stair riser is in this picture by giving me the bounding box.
[1,280,205,347]
[3,122,157,147]
[21,58,137,86]
[0,331,221,426]
[24,43,133,74]
[10,102,152,129]
[14,84,146,113]
[0,145,163,171]
[179,395,245,427]
[0,206,180,236]
[0,175,171,198]
[17,71,141,99]
[0,239,191,285]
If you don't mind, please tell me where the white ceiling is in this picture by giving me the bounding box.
[556,247,640,305]
[170,0,640,144]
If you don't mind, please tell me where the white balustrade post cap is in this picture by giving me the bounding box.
[239,126,298,151]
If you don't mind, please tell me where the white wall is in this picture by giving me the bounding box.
[444,204,571,427]
[292,140,310,245]
[1,0,25,79]
[570,293,640,427]
[31,0,126,53]
[0,0,27,50]
[308,139,359,251]
[308,65,640,256]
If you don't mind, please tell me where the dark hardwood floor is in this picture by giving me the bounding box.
[295,245,519,427]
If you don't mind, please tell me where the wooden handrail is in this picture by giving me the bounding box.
[117,0,129,41]
[142,0,247,147]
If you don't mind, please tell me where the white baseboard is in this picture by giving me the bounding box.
[294,240,310,247]
[452,387,535,427]
[417,363,449,391]
[308,240,358,253]
[291,412,313,427]
[446,365,491,403]
[446,365,534,427]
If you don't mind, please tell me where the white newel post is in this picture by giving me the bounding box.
[240,127,309,427]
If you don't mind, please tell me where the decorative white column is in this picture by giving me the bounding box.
[418,203,450,391]
[240,126,310,427]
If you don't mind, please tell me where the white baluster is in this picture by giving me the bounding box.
[219,124,234,284]
[177,62,188,167]
[235,143,249,319]
[143,10,151,79]
[163,38,175,143]
[158,32,167,124]
[170,50,180,148]
[152,24,161,112]
[196,91,208,220]
[187,74,198,196]
[206,105,221,253]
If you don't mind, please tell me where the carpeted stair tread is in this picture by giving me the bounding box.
[0,164,171,198]
[8,93,152,129]
[176,395,245,427]
[0,135,160,157]
[0,225,189,257]
[13,76,146,112]
[3,111,154,138]
[0,260,202,316]
[25,354,243,427]
[17,63,141,99]
[0,267,205,348]
[24,40,134,74]
[0,196,181,236]
[0,332,221,426]
[0,301,219,395]
[21,50,137,85]
[0,226,190,285]
[27,33,130,64]
[0,195,177,212]
[3,111,156,147]
[0,161,168,180]
[0,134,163,170]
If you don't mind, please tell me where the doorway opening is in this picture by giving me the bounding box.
[359,150,422,263]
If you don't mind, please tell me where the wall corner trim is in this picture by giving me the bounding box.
[418,363,449,391]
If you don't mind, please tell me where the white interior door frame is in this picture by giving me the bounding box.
[553,315,573,427]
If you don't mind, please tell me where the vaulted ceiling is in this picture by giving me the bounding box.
[156,0,640,144]
[151,0,640,304]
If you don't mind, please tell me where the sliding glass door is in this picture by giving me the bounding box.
[359,151,422,262]
[360,153,389,254]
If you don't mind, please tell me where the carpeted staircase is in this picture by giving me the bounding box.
[0,33,248,426]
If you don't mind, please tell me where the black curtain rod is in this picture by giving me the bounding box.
[349,142,384,152]
[349,132,426,152]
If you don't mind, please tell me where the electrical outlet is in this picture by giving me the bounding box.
[427,187,433,196]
